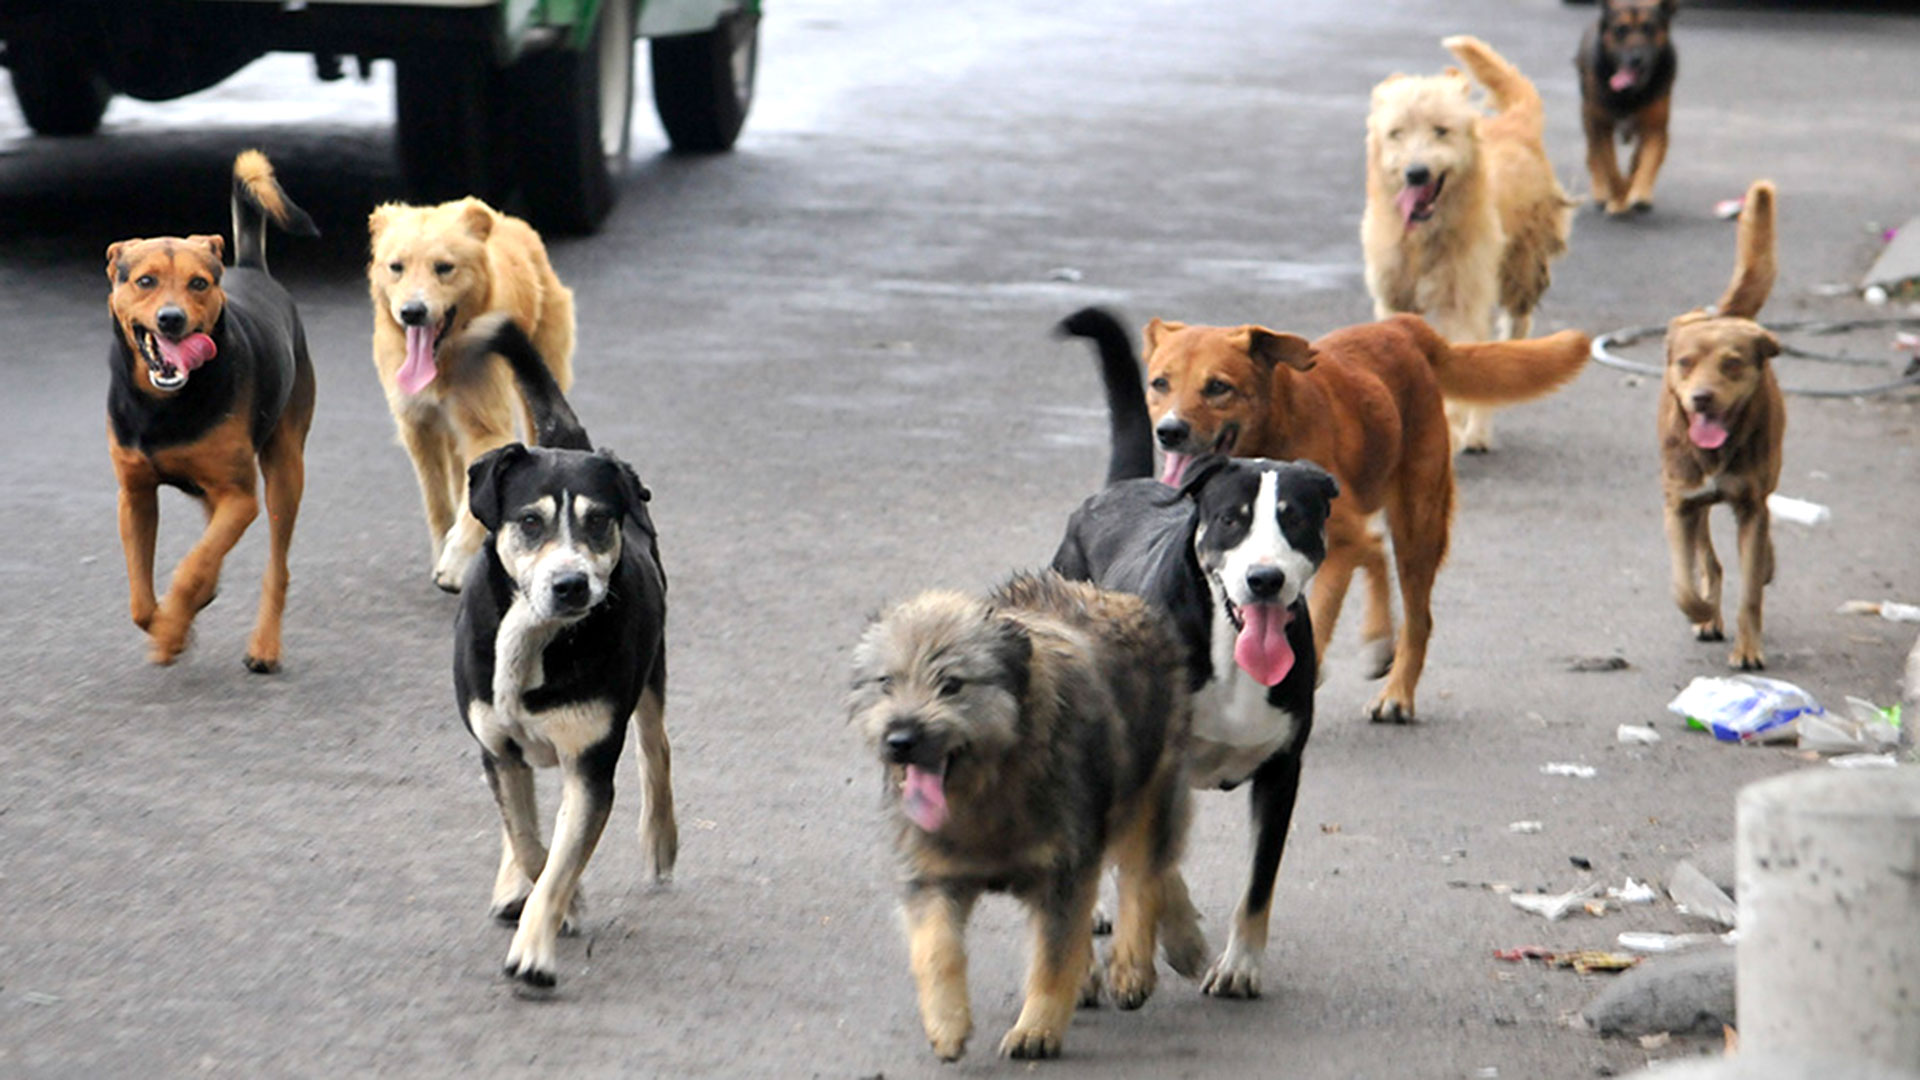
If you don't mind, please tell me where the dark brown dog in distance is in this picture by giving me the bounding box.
[1660,180,1782,670]
[850,572,1204,1061]
[105,151,317,670]
[1141,314,1589,722]
[1577,0,1678,215]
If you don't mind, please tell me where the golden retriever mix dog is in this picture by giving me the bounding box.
[1661,180,1782,670]
[1363,35,1575,453]
[367,197,576,591]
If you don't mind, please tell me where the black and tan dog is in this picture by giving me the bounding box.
[1577,0,1678,215]
[453,315,673,989]
[1056,308,1338,999]
[1661,180,1781,670]
[850,572,1203,1061]
[105,150,317,671]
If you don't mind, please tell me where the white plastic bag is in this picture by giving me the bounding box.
[1667,675,1824,743]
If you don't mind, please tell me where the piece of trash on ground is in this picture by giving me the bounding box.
[1638,1031,1673,1050]
[1449,879,1518,893]
[1509,820,1545,834]
[1047,266,1084,282]
[1570,855,1593,871]
[1830,752,1899,769]
[1617,724,1662,745]
[1511,881,1605,920]
[1668,674,1823,744]
[1618,930,1735,954]
[1799,696,1904,754]
[1837,599,1920,624]
[1541,762,1597,779]
[1568,655,1629,673]
[1713,198,1744,220]
[1667,861,1738,928]
[1494,945,1641,974]
[1608,878,1657,905]
[1766,493,1830,526]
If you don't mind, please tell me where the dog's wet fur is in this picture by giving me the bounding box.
[452,315,674,990]
[850,572,1203,1061]
[1660,180,1782,670]
[1055,307,1338,998]
[1578,0,1677,215]
[104,150,317,671]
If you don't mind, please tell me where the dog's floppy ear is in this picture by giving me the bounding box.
[104,241,133,282]
[599,449,658,540]
[981,610,1033,701]
[188,234,226,266]
[467,443,531,533]
[367,203,397,241]
[1144,317,1186,352]
[1241,327,1317,373]
[460,199,494,242]
[1750,328,1781,365]
[1288,461,1341,511]
[1176,454,1233,499]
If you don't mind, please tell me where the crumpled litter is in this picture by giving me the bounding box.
[1799,696,1904,755]
[1494,945,1641,974]
[1541,762,1597,779]
[1510,882,1604,921]
[1669,674,1823,744]
[1618,930,1736,954]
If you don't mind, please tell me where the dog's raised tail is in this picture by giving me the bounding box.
[467,312,593,451]
[1057,307,1155,485]
[230,150,318,271]
[1430,324,1592,406]
[1442,35,1544,141]
[1717,180,1777,320]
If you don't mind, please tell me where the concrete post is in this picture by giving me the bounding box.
[1736,768,1920,1070]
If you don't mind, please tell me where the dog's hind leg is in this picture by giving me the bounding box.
[1106,792,1182,1009]
[904,887,977,1061]
[244,420,308,674]
[503,736,618,988]
[1202,750,1303,998]
[1357,523,1396,680]
[1001,871,1098,1059]
[1308,507,1369,677]
[397,417,460,566]
[1369,486,1445,724]
[633,681,678,882]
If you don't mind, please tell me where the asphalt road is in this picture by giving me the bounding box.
[2,2,1918,1077]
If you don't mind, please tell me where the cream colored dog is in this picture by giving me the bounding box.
[1363,36,1575,453]
[367,197,575,590]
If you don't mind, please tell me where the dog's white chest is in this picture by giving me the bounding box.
[1186,609,1298,790]
[469,599,611,768]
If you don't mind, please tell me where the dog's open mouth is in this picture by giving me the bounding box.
[900,753,954,833]
[1609,65,1640,92]
[1397,172,1446,227]
[1223,597,1296,687]
[1160,424,1240,486]
[396,306,457,395]
[1687,408,1730,450]
[134,325,217,392]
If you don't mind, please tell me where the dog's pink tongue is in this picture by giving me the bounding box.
[397,325,437,395]
[1688,412,1729,450]
[156,333,216,373]
[901,764,949,832]
[1610,68,1638,92]
[1234,603,1296,687]
[1396,182,1436,227]
[1160,451,1191,487]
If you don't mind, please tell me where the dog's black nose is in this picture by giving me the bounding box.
[1404,164,1432,187]
[884,725,920,763]
[155,306,187,336]
[550,572,590,610]
[1156,417,1190,450]
[1689,391,1716,413]
[398,300,431,327]
[1246,565,1286,599]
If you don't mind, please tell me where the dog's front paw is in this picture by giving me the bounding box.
[1106,955,1156,1011]
[1693,619,1725,642]
[1604,198,1634,217]
[145,610,192,665]
[999,1022,1063,1060]
[502,934,558,989]
[1729,644,1765,671]
[243,651,281,674]
[1200,941,1263,999]
[1160,909,1209,980]
[1362,636,1396,681]
[924,1013,971,1062]
[1078,959,1104,1008]
[1365,694,1416,725]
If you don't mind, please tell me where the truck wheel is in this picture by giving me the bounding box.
[514,0,635,235]
[650,8,758,153]
[394,46,511,206]
[8,27,113,136]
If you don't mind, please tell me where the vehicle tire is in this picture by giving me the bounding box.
[394,45,512,206]
[7,25,113,136]
[513,0,635,236]
[650,7,758,153]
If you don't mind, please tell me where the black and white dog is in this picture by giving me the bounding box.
[452,314,674,989]
[1052,307,1337,999]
